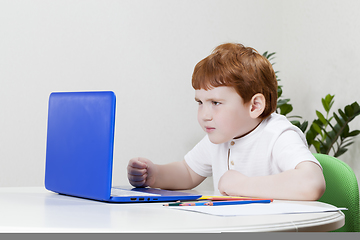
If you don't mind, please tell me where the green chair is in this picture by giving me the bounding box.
[314,153,360,232]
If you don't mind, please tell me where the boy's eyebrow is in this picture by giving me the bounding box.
[195,97,225,102]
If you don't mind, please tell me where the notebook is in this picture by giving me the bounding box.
[44,91,201,203]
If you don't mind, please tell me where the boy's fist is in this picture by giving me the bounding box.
[127,157,156,187]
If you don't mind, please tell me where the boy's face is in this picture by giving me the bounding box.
[195,86,258,144]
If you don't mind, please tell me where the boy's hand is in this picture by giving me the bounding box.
[218,170,248,196]
[127,157,157,187]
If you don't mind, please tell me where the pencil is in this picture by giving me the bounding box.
[199,196,273,202]
[163,200,206,206]
[175,199,271,206]
[204,199,271,206]
[164,199,272,206]
[163,200,182,206]
[179,201,209,206]
[163,202,183,206]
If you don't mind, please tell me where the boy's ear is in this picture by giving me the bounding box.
[249,93,265,119]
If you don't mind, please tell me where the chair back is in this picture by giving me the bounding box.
[314,153,360,232]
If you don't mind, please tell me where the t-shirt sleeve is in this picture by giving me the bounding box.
[272,129,322,171]
[184,135,213,177]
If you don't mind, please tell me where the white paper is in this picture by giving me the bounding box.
[169,201,347,217]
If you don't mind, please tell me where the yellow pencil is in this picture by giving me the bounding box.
[199,196,273,202]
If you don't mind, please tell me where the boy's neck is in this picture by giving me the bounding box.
[233,118,263,139]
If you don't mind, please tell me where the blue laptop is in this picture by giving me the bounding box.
[45,91,201,203]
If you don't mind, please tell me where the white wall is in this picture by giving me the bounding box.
[279,0,360,184]
[0,0,283,188]
[1,0,359,189]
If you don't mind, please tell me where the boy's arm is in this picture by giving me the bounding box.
[152,160,206,190]
[218,161,326,200]
[127,158,206,190]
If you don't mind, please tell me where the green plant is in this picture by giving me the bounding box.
[306,95,360,157]
[263,51,360,158]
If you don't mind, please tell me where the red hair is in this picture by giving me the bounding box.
[192,43,277,118]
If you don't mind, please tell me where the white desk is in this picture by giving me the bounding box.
[0,187,344,232]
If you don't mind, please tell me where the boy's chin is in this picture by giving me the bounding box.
[207,135,229,144]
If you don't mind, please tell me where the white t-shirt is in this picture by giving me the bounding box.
[184,113,321,192]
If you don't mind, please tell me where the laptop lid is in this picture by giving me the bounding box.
[45,91,116,201]
[45,91,201,203]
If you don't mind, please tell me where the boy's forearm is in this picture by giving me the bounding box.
[244,170,324,200]
[220,162,326,200]
[149,160,202,190]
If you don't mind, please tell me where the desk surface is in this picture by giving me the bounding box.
[0,187,344,232]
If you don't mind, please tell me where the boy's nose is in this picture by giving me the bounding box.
[201,108,213,121]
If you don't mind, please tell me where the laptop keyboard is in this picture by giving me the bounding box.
[111,188,160,197]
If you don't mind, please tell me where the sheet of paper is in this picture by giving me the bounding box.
[169,201,347,217]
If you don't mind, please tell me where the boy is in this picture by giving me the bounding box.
[127,43,326,200]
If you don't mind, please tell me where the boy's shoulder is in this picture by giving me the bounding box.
[260,113,307,144]
[259,113,304,137]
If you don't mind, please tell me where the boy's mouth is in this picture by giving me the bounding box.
[205,127,215,133]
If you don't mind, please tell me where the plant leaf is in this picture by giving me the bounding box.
[312,123,323,135]
[317,137,330,154]
[334,147,348,158]
[316,111,327,125]
[277,99,290,106]
[311,140,321,153]
[345,105,354,117]
[287,115,303,119]
[277,87,283,98]
[351,102,360,113]
[279,104,293,116]
[338,109,348,121]
[327,94,335,104]
[322,94,335,113]
[299,121,309,133]
[341,141,354,149]
[322,98,329,113]
[333,112,344,127]
[347,130,360,137]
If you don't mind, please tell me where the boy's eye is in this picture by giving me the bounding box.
[212,101,221,106]
[196,100,203,105]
